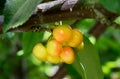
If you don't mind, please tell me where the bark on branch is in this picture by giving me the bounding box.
[49,64,67,79]
[6,1,118,32]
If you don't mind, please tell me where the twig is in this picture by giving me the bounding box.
[0,15,3,34]
[88,21,108,39]
[49,64,67,79]
[0,24,3,34]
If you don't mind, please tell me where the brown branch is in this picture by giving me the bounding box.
[7,3,117,32]
[0,0,118,33]
[8,6,95,32]
[49,64,67,79]
[0,24,3,34]
[88,21,108,39]
[88,13,119,39]
[0,15,3,34]
[0,0,117,33]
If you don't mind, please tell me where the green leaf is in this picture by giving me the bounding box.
[66,65,82,79]
[4,0,42,32]
[72,36,104,79]
[22,32,44,56]
[100,0,120,14]
[114,16,120,25]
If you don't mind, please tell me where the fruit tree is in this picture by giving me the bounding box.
[0,0,120,79]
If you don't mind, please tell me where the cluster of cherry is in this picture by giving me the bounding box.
[33,25,84,64]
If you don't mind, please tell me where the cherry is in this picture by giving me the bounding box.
[33,43,47,61]
[53,25,72,43]
[46,39,62,56]
[68,29,83,47]
[60,46,75,64]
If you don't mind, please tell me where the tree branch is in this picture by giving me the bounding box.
[49,64,67,79]
[0,15,3,34]
[88,21,108,39]
[0,0,117,33]
[0,24,3,34]
[8,6,94,32]
[7,1,117,32]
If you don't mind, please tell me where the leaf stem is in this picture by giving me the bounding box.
[80,62,87,79]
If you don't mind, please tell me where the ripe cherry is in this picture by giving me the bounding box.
[46,39,62,56]
[60,46,75,64]
[68,29,83,47]
[33,43,47,61]
[53,25,72,43]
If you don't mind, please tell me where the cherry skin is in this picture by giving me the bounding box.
[47,55,60,64]
[60,46,75,64]
[68,29,83,47]
[46,39,62,56]
[53,25,72,43]
[33,43,47,61]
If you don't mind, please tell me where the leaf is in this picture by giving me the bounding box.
[4,0,42,32]
[22,32,44,56]
[71,36,104,79]
[100,0,120,14]
[65,65,82,79]
[114,16,120,25]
